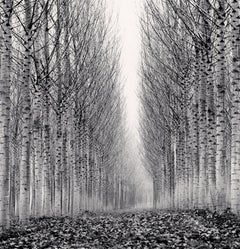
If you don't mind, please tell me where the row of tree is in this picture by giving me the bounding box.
[141,0,240,213]
[0,0,135,231]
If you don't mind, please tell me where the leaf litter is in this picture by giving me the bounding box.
[0,209,240,248]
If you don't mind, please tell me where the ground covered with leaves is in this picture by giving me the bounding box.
[1,209,240,248]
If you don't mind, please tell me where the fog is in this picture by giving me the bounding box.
[106,0,153,205]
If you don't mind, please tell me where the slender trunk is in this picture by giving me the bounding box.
[55,0,62,215]
[62,0,70,215]
[19,0,32,222]
[198,50,208,208]
[62,125,68,214]
[42,103,51,215]
[206,56,216,209]
[230,0,240,213]
[215,0,227,209]
[42,1,52,215]
[192,48,200,207]
[0,0,12,229]
[72,105,80,214]
[32,94,42,217]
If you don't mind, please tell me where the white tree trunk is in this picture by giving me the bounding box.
[230,0,240,214]
[0,0,12,229]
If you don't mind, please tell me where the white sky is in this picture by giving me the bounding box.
[107,0,142,135]
[106,0,153,193]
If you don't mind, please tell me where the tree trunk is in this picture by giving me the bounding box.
[19,0,32,222]
[230,0,240,214]
[0,0,12,229]
[215,0,227,210]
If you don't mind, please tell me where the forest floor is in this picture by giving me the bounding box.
[1,209,240,248]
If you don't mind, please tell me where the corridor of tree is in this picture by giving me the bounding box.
[1,0,240,247]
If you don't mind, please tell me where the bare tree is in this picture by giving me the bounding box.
[140,0,239,212]
[0,0,128,227]
[0,0,13,230]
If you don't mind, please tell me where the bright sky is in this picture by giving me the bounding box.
[106,0,153,195]
[107,0,142,135]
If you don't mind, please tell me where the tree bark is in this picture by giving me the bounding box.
[0,0,12,229]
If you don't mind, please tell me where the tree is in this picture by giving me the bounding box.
[140,0,238,212]
[0,0,128,227]
[0,0,13,230]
